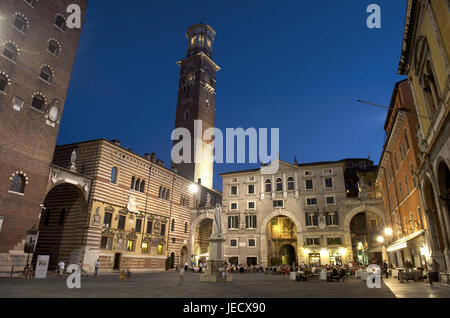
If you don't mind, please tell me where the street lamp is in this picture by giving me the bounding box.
[376,235,384,243]
[384,227,393,236]
[189,183,199,193]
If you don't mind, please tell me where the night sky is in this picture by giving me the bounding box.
[58,0,407,191]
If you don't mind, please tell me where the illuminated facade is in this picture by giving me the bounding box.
[172,23,220,190]
[398,0,450,280]
[34,139,220,272]
[377,80,431,269]
[220,159,386,267]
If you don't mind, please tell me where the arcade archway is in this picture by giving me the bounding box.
[267,216,297,265]
[193,218,212,265]
[35,183,87,270]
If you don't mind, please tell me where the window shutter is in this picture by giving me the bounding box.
[335,212,339,225]
[305,213,310,226]
[245,215,249,228]
[325,212,329,225]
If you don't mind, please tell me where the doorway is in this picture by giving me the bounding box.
[113,253,121,270]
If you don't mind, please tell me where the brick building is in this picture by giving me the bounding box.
[172,23,220,190]
[376,80,431,269]
[0,0,88,272]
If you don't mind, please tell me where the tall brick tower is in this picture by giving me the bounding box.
[172,24,220,189]
[0,0,88,270]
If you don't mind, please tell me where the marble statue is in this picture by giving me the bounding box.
[212,203,222,236]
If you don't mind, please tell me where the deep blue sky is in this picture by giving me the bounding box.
[59,0,407,191]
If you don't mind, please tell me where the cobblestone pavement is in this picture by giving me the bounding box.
[383,278,450,298]
[0,271,399,298]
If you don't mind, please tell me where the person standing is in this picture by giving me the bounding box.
[382,261,388,278]
[179,266,185,283]
[57,260,65,277]
[428,259,440,285]
[184,261,188,272]
[94,259,100,278]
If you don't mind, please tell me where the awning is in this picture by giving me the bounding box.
[386,230,424,252]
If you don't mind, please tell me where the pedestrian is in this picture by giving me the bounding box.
[120,270,125,280]
[179,266,185,283]
[126,268,131,281]
[383,261,388,278]
[94,259,100,278]
[428,259,440,285]
[58,260,65,277]
[184,261,188,272]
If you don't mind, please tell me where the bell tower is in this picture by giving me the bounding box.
[172,23,220,189]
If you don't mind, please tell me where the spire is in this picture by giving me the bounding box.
[294,156,298,165]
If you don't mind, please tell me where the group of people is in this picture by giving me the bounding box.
[55,259,101,278]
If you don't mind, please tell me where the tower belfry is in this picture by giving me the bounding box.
[172,24,220,189]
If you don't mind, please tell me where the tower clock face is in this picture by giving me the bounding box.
[48,105,59,122]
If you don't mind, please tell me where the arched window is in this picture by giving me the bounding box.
[184,222,188,234]
[184,111,189,120]
[140,180,145,193]
[165,189,170,200]
[135,178,140,191]
[394,154,399,171]
[422,61,439,116]
[10,174,25,193]
[131,176,135,190]
[404,176,409,194]
[55,15,66,31]
[276,178,283,191]
[159,186,163,198]
[410,165,416,187]
[171,219,175,232]
[110,166,118,184]
[48,40,61,56]
[399,144,405,161]
[265,179,271,192]
[161,188,166,199]
[32,94,45,110]
[13,13,28,32]
[403,129,410,150]
[40,66,53,83]
[3,43,18,61]
[287,177,294,190]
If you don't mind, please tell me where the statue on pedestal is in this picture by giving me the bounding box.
[200,204,229,282]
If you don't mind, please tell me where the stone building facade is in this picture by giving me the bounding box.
[219,159,386,267]
[0,0,87,273]
[34,139,221,273]
[377,80,431,269]
[398,0,449,280]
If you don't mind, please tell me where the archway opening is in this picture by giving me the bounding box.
[267,216,297,265]
[180,246,189,267]
[350,211,382,265]
[170,252,175,269]
[34,183,86,271]
[193,218,212,265]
